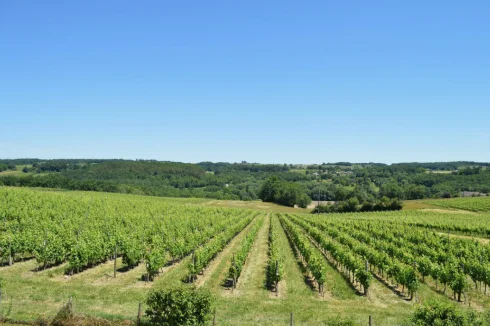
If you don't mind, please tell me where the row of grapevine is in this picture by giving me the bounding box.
[285,214,372,296]
[0,187,252,278]
[300,213,488,301]
[146,210,253,281]
[187,212,258,282]
[266,215,284,291]
[228,215,265,286]
[336,218,490,299]
[279,215,327,295]
[302,215,420,297]
[316,209,490,238]
[423,196,490,212]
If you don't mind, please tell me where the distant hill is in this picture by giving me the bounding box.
[63,160,206,181]
[0,159,489,205]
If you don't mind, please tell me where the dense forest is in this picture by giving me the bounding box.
[0,159,488,206]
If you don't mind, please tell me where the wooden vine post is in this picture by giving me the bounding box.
[275,260,279,296]
[4,215,12,266]
[114,243,117,278]
[232,253,236,291]
[137,302,142,325]
[365,259,369,296]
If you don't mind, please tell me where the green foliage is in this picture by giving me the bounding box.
[280,216,328,291]
[411,299,483,326]
[266,215,284,289]
[2,159,490,203]
[285,214,372,295]
[450,272,468,302]
[188,213,256,280]
[380,183,404,199]
[145,287,215,326]
[323,316,356,326]
[228,217,263,283]
[51,301,74,326]
[0,187,251,277]
[424,196,490,212]
[315,198,403,214]
[259,176,312,208]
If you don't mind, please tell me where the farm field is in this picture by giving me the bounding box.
[1,188,490,325]
[423,196,490,212]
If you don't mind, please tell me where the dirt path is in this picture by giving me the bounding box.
[234,214,270,296]
[195,216,260,289]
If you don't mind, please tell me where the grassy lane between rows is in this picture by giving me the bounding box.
[0,257,147,322]
[210,214,414,325]
[234,213,270,296]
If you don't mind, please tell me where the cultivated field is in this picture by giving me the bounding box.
[423,196,490,212]
[1,188,490,325]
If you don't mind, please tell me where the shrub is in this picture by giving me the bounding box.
[323,316,356,326]
[145,287,215,326]
[411,299,483,325]
[51,300,74,326]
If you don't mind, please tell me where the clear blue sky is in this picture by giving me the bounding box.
[1,1,489,164]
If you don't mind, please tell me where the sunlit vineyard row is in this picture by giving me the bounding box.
[0,187,255,279]
[315,209,490,236]
[279,210,490,303]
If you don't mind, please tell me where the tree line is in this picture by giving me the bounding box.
[314,197,403,214]
[0,163,16,172]
[0,159,488,204]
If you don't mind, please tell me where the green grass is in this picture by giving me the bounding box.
[403,200,441,210]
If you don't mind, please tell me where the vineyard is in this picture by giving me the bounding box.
[1,187,490,325]
[423,196,490,212]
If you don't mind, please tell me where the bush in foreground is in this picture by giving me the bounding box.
[411,299,489,325]
[146,287,215,326]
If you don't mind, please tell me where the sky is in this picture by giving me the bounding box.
[1,1,489,164]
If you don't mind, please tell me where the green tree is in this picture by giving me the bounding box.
[380,182,404,199]
[258,176,281,202]
[406,185,428,200]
